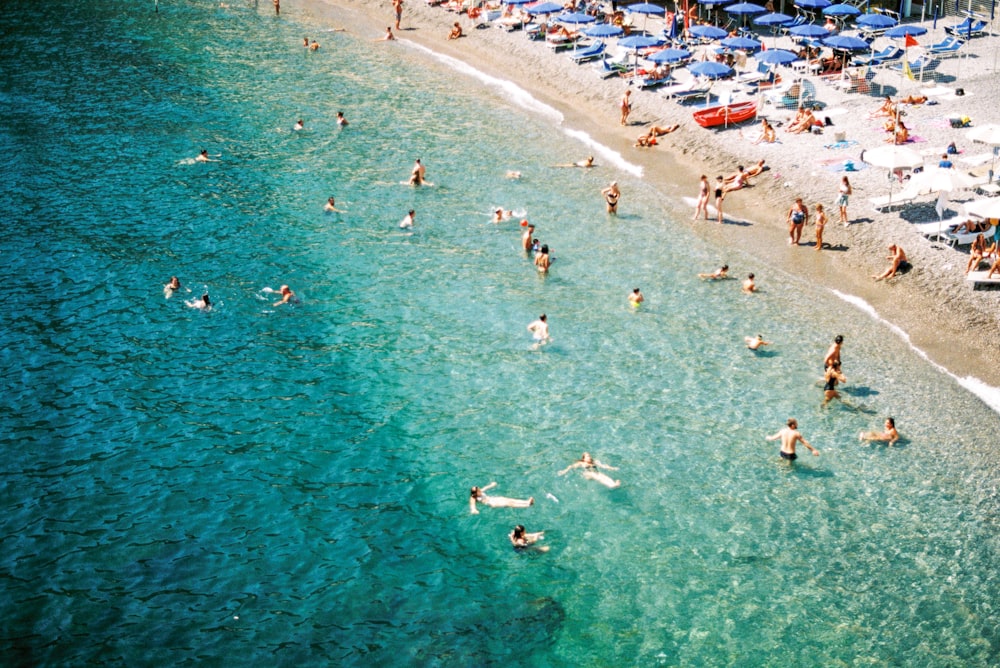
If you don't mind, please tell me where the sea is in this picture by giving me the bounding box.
[2,0,1000,665]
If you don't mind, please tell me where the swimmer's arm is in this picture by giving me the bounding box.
[558,463,580,475]
[525,531,544,542]
[887,431,899,446]
[595,460,618,471]
[481,482,498,493]
[470,496,479,514]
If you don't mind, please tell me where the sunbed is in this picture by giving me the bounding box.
[851,45,902,66]
[927,36,965,57]
[945,18,987,38]
[966,270,1000,289]
[662,76,712,102]
[942,224,995,247]
[567,40,606,63]
[869,183,925,211]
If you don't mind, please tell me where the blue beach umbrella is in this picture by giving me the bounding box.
[795,0,831,8]
[722,35,763,50]
[689,24,729,39]
[625,2,666,15]
[823,34,870,50]
[557,11,597,23]
[618,34,666,49]
[755,11,795,25]
[503,0,534,4]
[647,47,692,62]
[789,23,831,37]
[884,24,927,37]
[756,47,799,63]
[526,2,563,15]
[856,13,896,29]
[688,60,735,77]
[823,3,861,16]
[727,1,767,15]
[698,0,735,4]
[584,22,625,37]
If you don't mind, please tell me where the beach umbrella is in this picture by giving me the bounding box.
[966,124,1000,182]
[557,11,596,23]
[863,144,923,205]
[885,24,927,37]
[727,1,767,15]
[823,34,869,50]
[625,2,665,33]
[698,0,735,4]
[722,35,762,50]
[856,13,896,29]
[823,3,861,16]
[910,167,976,194]
[795,0,831,8]
[503,0,534,4]
[789,23,831,37]
[526,2,563,15]
[754,11,795,24]
[689,24,729,39]
[755,47,799,63]
[965,198,1000,220]
[688,60,735,77]
[584,22,625,37]
[647,47,693,62]
[618,34,666,49]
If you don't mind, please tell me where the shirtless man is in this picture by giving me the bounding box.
[273,285,296,306]
[324,196,343,212]
[522,224,535,252]
[823,334,843,370]
[527,314,550,346]
[620,89,632,126]
[744,334,770,350]
[196,149,216,162]
[766,418,819,462]
[872,244,909,280]
[393,0,403,30]
[408,158,425,185]
[742,273,757,293]
[628,288,644,307]
[448,22,463,39]
[698,264,728,280]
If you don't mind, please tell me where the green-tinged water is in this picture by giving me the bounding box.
[1,1,998,664]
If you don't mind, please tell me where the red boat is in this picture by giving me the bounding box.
[692,100,758,128]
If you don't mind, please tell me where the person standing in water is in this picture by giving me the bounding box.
[765,418,819,462]
[534,244,551,273]
[408,158,425,185]
[400,209,415,229]
[527,314,550,347]
[628,288,644,308]
[823,334,843,370]
[602,181,620,214]
[521,223,535,253]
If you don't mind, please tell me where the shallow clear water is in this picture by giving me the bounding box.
[2,1,999,664]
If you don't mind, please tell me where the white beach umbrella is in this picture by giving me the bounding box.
[967,123,1000,182]
[910,167,976,195]
[965,198,1000,220]
[863,144,923,206]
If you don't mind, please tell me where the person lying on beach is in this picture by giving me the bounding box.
[698,264,729,280]
[745,334,770,350]
[873,244,910,280]
[723,166,749,192]
[509,525,548,552]
[448,22,463,39]
[860,417,899,446]
[745,159,767,177]
[785,106,816,134]
[751,118,776,144]
[950,219,992,235]
[558,452,620,488]
[469,483,534,514]
[900,94,927,105]
[635,124,679,144]
[554,156,594,168]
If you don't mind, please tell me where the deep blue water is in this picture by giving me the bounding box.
[2,0,999,665]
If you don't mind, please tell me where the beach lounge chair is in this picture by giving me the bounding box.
[943,224,995,247]
[966,270,1000,289]
[638,71,673,89]
[568,40,606,63]
[851,45,902,66]
[888,55,939,80]
[927,36,965,57]
[594,53,630,78]
[945,18,987,38]
[869,183,924,211]
[663,76,712,102]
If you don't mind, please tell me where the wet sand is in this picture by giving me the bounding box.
[304,0,1000,391]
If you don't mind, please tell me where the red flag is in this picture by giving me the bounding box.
[905,34,919,48]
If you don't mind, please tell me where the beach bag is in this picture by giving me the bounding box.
[955,88,965,96]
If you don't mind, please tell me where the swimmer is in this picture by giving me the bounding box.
[527,314,550,347]
[698,264,728,280]
[505,170,522,179]
[859,417,900,446]
[408,158,425,186]
[400,209,415,229]
[492,208,513,224]
[164,276,181,298]
[765,418,819,462]
[273,285,296,306]
[534,244,551,273]
[303,37,310,47]
[186,293,212,310]
[293,119,304,131]
[469,483,534,514]
[522,223,535,252]
[324,196,344,213]
[309,40,320,50]
[554,156,594,168]
[602,181,620,214]
[744,334,770,350]
[509,525,548,552]
[742,273,757,293]
[195,149,218,162]
[558,452,620,488]
[628,288,644,307]
[336,111,348,127]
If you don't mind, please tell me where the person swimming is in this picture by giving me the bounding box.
[400,209,415,229]
[558,452,620,488]
[186,293,212,310]
[164,276,181,298]
[628,288,644,307]
[469,483,534,514]
[744,334,770,350]
[509,525,548,552]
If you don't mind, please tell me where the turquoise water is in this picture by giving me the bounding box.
[2,0,1000,664]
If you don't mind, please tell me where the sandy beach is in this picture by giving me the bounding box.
[311,0,1000,389]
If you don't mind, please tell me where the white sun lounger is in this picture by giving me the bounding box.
[967,270,1000,289]
[870,184,925,211]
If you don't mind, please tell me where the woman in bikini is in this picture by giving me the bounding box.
[558,452,620,489]
[814,203,827,251]
[822,361,846,406]
[602,181,620,214]
[714,176,725,223]
[860,417,900,446]
[469,483,534,514]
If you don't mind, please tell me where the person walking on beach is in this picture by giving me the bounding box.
[393,0,403,30]
[693,175,710,221]
[527,314,550,348]
[787,197,808,245]
[602,181,620,214]
[823,334,843,370]
[714,176,725,223]
[860,417,900,446]
[814,203,827,251]
[837,175,852,226]
[620,89,632,126]
[766,418,819,462]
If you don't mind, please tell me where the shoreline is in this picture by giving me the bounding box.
[306,0,1000,396]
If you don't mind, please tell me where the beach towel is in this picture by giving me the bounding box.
[824,139,858,150]
[825,161,868,173]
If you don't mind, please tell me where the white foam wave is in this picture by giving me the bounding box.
[831,289,1000,416]
[403,40,643,179]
